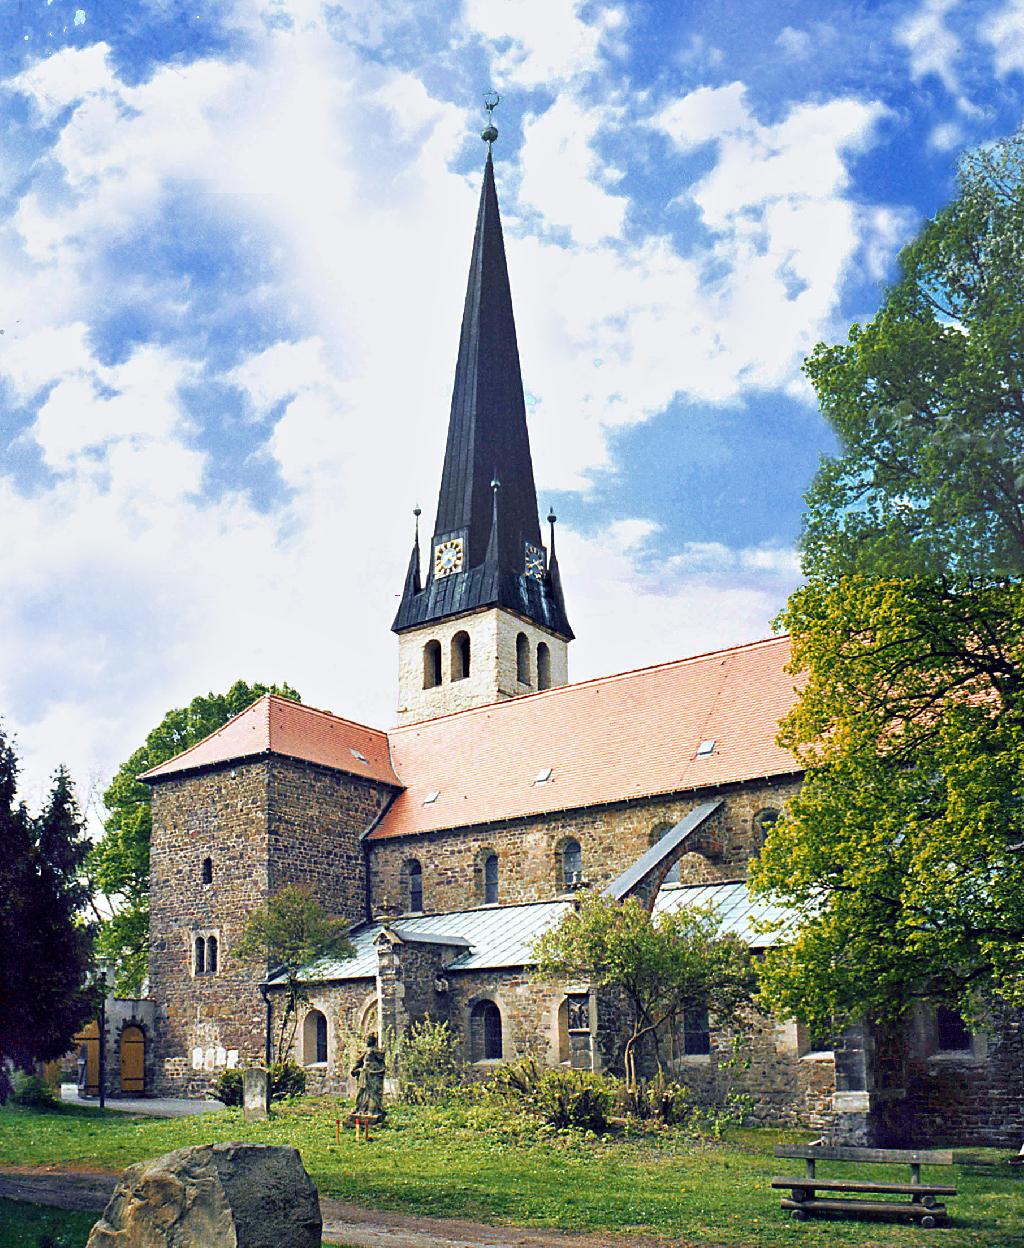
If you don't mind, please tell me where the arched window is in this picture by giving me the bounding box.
[303,1009,328,1064]
[536,642,551,690]
[403,859,424,911]
[206,935,218,975]
[194,936,205,975]
[516,632,530,684]
[451,631,471,681]
[484,852,499,904]
[201,857,213,885]
[559,839,583,890]
[650,822,681,884]
[470,1000,503,1061]
[751,808,780,858]
[423,640,442,689]
[936,1005,972,1052]
[682,1006,710,1055]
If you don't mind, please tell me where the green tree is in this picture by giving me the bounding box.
[532,893,754,1091]
[751,131,1024,1030]
[233,883,354,1061]
[0,732,94,1102]
[91,680,300,993]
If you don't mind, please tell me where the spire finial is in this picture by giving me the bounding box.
[413,505,421,541]
[548,507,557,557]
[481,90,500,153]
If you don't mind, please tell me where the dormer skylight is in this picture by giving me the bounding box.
[423,790,440,804]
[350,748,369,763]
[696,739,717,758]
[534,767,554,784]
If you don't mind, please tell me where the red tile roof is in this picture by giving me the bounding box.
[140,695,400,787]
[140,636,801,833]
[372,634,800,840]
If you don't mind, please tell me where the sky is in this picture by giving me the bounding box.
[1,0,1022,813]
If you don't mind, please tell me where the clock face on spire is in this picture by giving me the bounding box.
[434,538,465,578]
[524,542,546,581]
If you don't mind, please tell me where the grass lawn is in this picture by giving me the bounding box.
[0,1197,98,1247]
[1,1097,1022,1248]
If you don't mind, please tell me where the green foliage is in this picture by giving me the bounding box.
[233,884,354,1062]
[395,1017,464,1105]
[753,132,1024,1030]
[533,892,754,1088]
[90,680,300,994]
[210,1069,243,1106]
[489,1057,615,1133]
[268,1060,307,1100]
[9,1073,56,1110]
[0,733,94,1103]
[0,1198,97,1248]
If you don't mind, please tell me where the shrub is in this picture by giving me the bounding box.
[490,1057,614,1133]
[10,1072,56,1108]
[211,1069,242,1106]
[396,1017,464,1105]
[268,1059,306,1100]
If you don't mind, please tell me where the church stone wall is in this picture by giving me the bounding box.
[149,762,271,1096]
[368,776,800,915]
[397,607,568,724]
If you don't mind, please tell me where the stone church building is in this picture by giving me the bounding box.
[142,135,1023,1147]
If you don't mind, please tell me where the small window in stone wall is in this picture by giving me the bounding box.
[559,839,583,890]
[750,808,780,858]
[303,1009,328,1064]
[537,642,551,690]
[470,1000,503,1061]
[451,631,471,681]
[206,936,218,974]
[202,857,213,885]
[403,859,424,912]
[516,632,530,684]
[423,640,442,689]
[193,933,219,976]
[194,936,205,975]
[936,1005,972,1052]
[484,852,498,904]
[682,1006,710,1055]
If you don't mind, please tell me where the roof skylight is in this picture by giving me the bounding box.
[534,767,554,784]
[696,739,717,758]
[423,790,440,804]
[350,748,369,763]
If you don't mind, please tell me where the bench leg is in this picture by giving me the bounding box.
[790,1208,806,1220]
[921,1215,936,1229]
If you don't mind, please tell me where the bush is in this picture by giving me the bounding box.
[396,1017,464,1105]
[268,1060,306,1100]
[10,1072,56,1108]
[490,1057,614,1133]
[211,1069,242,1106]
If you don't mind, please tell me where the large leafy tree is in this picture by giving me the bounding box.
[752,132,1024,1029]
[233,883,354,1062]
[0,731,94,1102]
[91,680,300,994]
[533,893,754,1090]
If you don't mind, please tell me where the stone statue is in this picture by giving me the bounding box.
[347,1033,386,1124]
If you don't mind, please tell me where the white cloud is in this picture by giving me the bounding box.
[895,0,981,114]
[981,0,1024,77]
[463,0,625,86]
[776,27,812,59]
[7,42,115,122]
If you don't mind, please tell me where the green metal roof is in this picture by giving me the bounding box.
[652,879,796,948]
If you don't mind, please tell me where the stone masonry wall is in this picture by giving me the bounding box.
[267,755,392,926]
[396,607,569,724]
[281,980,377,1097]
[148,763,271,1096]
[368,776,801,915]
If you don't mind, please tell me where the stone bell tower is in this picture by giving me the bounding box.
[392,105,572,725]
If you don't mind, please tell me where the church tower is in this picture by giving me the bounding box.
[393,110,573,725]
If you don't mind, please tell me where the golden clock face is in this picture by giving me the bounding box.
[524,542,545,581]
[434,538,464,578]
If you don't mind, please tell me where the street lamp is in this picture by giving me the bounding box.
[96,959,115,1110]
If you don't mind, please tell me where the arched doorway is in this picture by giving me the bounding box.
[119,1025,146,1094]
[74,1020,100,1096]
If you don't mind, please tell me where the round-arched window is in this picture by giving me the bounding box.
[303,1009,328,1064]
[537,642,551,690]
[451,631,471,681]
[559,839,583,890]
[403,859,424,911]
[423,640,442,689]
[516,633,530,684]
[470,1000,503,1061]
[751,808,780,857]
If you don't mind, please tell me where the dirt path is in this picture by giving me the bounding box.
[0,1166,683,1248]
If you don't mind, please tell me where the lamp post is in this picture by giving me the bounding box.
[96,959,115,1110]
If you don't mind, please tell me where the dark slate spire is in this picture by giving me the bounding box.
[401,508,422,598]
[393,118,572,641]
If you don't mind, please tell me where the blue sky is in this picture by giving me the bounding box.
[1,0,1022,806]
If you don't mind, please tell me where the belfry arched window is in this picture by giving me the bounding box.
[516,632,530,685]
[451,631,471,681]
[560,839,583,890]
[423,640,442,689]
[537,642,551,690]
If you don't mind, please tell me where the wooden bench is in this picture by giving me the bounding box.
[773,1144,957,1228]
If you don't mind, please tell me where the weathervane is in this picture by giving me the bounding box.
[481,90,500,151]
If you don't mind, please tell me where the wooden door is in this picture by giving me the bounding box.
[74,1020,100,1096]
[119,1026,145,1094]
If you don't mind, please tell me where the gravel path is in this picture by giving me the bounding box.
[0,1166,681,1248]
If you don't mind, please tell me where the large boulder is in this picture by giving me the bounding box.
[86,1142,322,1248]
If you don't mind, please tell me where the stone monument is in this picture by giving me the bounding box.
[243,1067,270,1122]
[86,1142,321,1248]
[346,1033,386,1125]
